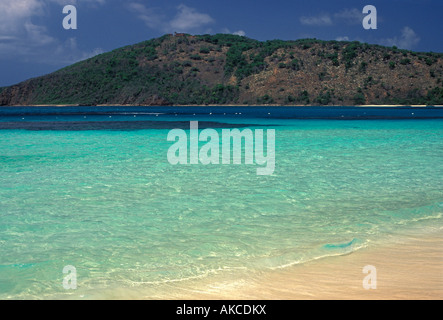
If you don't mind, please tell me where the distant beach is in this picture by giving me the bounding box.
[2,104,443,108]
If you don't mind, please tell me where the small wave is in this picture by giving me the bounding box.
[127,270,218,286]
[322,238,360,250]
[395,212,442,226]
[126,265,249,286]
[0,262,36,269]
[268,239,368,270]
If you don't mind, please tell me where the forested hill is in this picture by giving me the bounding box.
[1,33,443,106]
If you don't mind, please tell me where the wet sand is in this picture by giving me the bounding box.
[75,230,443,300]
[142,231,442,300]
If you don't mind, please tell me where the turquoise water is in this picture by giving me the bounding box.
[0,108,442,299]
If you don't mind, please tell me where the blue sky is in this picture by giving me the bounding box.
[1,0,442,86]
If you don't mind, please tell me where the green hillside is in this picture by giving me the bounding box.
[1,33,443,106]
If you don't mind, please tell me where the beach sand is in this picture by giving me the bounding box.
[133,231,442,300]
[77,230,443,300]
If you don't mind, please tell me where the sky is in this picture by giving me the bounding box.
[1,0,442,86]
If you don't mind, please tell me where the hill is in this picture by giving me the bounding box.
[1,33,443,106]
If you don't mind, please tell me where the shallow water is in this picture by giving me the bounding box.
[0,107,442,299]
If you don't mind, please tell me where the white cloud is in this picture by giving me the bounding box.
[381,27,420,50]
[336,36,350,42]
[0,0,104,64]
[300,14,333,26]
[300,8,365,27]
[334,8,364,25]
[53,37,103,64]
[168,4,215,33]
[128,2,164,30]
[232,30,246,37]
[0,0,49,59]
[221,28,246,37]
[129,3,215,34]
[24,22,56,46]
[0,36,16,41]
[0,0,44,33]
[46,0,106,6]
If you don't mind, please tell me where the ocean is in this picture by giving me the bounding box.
[0,106,442,299]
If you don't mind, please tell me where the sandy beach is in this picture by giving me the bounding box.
[134,230,442,300]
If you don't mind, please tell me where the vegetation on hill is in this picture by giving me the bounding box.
[1,33,442,106]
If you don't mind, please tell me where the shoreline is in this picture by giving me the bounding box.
[145,230,443,300]
[1,104,442,108]
[85,228,443,300]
